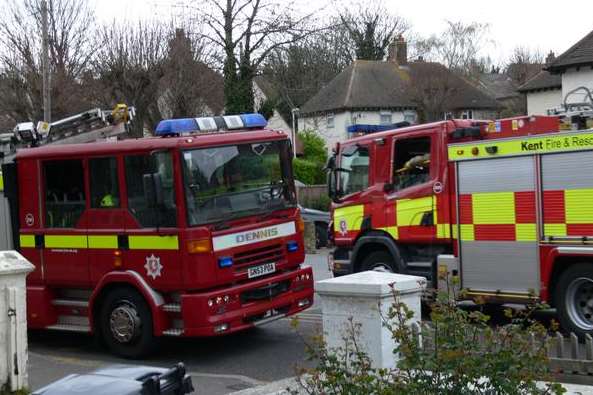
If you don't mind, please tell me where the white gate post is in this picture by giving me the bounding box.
[0,251,35,391]
[316,271,426,370]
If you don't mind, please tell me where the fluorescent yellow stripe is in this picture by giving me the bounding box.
[397,196,434,226]
[45,235,87,249]
[437,224,451,238]
[129,235,179,250]
[472,192,515,224]
[515,224,537,241]
[19,235,35,248]
[565,189,593,224]
[452,226,459,240]
[460,224,474,241]
[334,204,365,232]
[449,131,593,161]
[88,235,118,249]
[0,169,3,191]
[380,226,398,239]
[544,224,567,237]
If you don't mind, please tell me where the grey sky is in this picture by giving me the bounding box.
[95,0,593,64]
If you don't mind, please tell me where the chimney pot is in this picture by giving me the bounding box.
[396,36,407,66]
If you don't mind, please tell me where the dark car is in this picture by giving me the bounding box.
[32,363,193,395]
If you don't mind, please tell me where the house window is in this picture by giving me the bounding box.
[404,111,416,124]
[461,110,474,120]
[327,114,335,128]
[444,112,453,120]
[380,112,392,125]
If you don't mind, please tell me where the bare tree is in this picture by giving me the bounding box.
[506,46,545,86]
[92,22,168,137]
[262,22,351,121]
[413,21,491,77]
[0,0,96,123]
[338,1,409,61]
[160,28,224,118]
[192,0,317,114]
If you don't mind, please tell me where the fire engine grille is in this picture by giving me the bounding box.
[233,244,285,270]
[240,281,290,304]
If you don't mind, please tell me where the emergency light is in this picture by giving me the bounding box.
[155,113,267,137]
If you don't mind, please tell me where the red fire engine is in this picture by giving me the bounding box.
[1,113,313,357]
[327,114,593,337]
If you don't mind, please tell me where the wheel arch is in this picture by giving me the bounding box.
[548,255,593,308]
[351,230,404,273]
[89,271,166,336]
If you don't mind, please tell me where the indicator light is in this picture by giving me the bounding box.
[287,241,299,252]
[218,256,233,268]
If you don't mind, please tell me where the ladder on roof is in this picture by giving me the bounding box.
[11,104,136,152]
[548,86,593,128]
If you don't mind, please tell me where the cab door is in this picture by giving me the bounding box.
[386,130,441,243]
[122,152,182,288]
[42,158,90,287]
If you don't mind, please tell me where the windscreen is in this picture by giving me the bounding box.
[182,140,296,226]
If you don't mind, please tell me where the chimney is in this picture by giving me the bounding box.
[545,50,556,65]
[387,35,408,65]
[396,35,407,65]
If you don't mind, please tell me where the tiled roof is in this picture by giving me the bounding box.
[301,60,499,115]
[517,70,562,92]
[547,29,593,72]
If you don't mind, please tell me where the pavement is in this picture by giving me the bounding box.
[27,252,330,394]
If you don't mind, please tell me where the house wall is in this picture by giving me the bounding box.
[253,81,292,141]
[562,67,593,105]
[301,109,416,153]
[525,89,562,115]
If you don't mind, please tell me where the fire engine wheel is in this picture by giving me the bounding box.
[556,264,593,337]
[99,288,156,359]
[361,251,396,273]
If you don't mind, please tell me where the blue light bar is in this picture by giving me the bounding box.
[155,118,198,136]
[218,257,233,268]
[240,113,267,129]
[155,113,268,137]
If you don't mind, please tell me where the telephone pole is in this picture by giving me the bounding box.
[41,0,51,123]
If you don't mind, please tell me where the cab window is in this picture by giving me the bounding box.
[125,152,176,227]
[393,137,431,190]
[89,157,120,208]
[44,159,86,228]
[339,145,369,196]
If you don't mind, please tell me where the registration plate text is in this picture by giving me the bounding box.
[248,262,276,278]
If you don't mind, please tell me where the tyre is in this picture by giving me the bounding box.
[315,222,329,249]
[555,263,593,338]
[99,287,156,358]
[360,250,397,273]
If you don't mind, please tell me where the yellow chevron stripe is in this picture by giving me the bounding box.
[129,235,179,250]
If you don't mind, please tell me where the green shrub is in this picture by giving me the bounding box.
[298,129,327,165]
[293,158,325,185]
[300,194,331,211]
[293,277,565,395]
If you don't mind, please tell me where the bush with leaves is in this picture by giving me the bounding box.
[293,277,565,395]
[293,130,327,185]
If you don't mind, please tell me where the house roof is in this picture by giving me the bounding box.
[517,70,562,92]
[300,60,499,115]
[547,29,593,73]
[476,73,520,100]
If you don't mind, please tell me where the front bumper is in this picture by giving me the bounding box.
[179,266,314,336]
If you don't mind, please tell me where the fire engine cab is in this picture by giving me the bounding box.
[327,114,593,337]
[1,113,313,358]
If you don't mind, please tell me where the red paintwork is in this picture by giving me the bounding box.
[14,127,313,338]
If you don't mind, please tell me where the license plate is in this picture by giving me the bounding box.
[248,262,276,279]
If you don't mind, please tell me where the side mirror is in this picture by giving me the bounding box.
[143,173,164,208]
